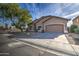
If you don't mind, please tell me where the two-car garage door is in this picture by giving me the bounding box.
[46,24,64,32]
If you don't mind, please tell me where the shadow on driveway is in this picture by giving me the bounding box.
[8,32,63,39]
[73,39,79,45]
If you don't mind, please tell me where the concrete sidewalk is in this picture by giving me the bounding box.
[18,38,79,56]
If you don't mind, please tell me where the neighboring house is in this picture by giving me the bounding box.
[29,15,69,33]
[73,16,79,26]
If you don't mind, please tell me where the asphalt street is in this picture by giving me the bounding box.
[0,34,57,56]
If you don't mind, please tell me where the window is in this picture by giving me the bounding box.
[38,26,42,30]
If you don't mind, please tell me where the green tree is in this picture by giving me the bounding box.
[0,3,32,31]
[69,25,78,33]
[0,4,8,25]
[0,4,20,26]
[14,9,32,31]
[19,9,32,24]
[5,4,20,24]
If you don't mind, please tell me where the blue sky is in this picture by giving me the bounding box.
[1,3,79,26]
[20,3,79,20]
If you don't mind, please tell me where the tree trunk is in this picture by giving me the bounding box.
[3,10,5,28]
[11,15,15,26]
[11,15,13,25]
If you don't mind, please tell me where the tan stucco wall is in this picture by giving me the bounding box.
[35,17,50,32]
[73,17,79,26]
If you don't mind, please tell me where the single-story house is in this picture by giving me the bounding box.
[29,15,69,33]
[73,16,79,26]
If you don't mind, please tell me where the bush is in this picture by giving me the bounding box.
[69,25,78,33]
[74,28,79,34]
[41,30,44,33]
[67,27,70,32]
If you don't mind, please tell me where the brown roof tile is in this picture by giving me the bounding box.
[32,15,69,24]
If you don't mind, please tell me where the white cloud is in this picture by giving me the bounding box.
[54,7,62,16]
[63,11,79,18]
[64,11,79,27]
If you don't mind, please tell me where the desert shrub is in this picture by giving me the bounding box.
[69,25,78,33]
[74,28,79,34]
